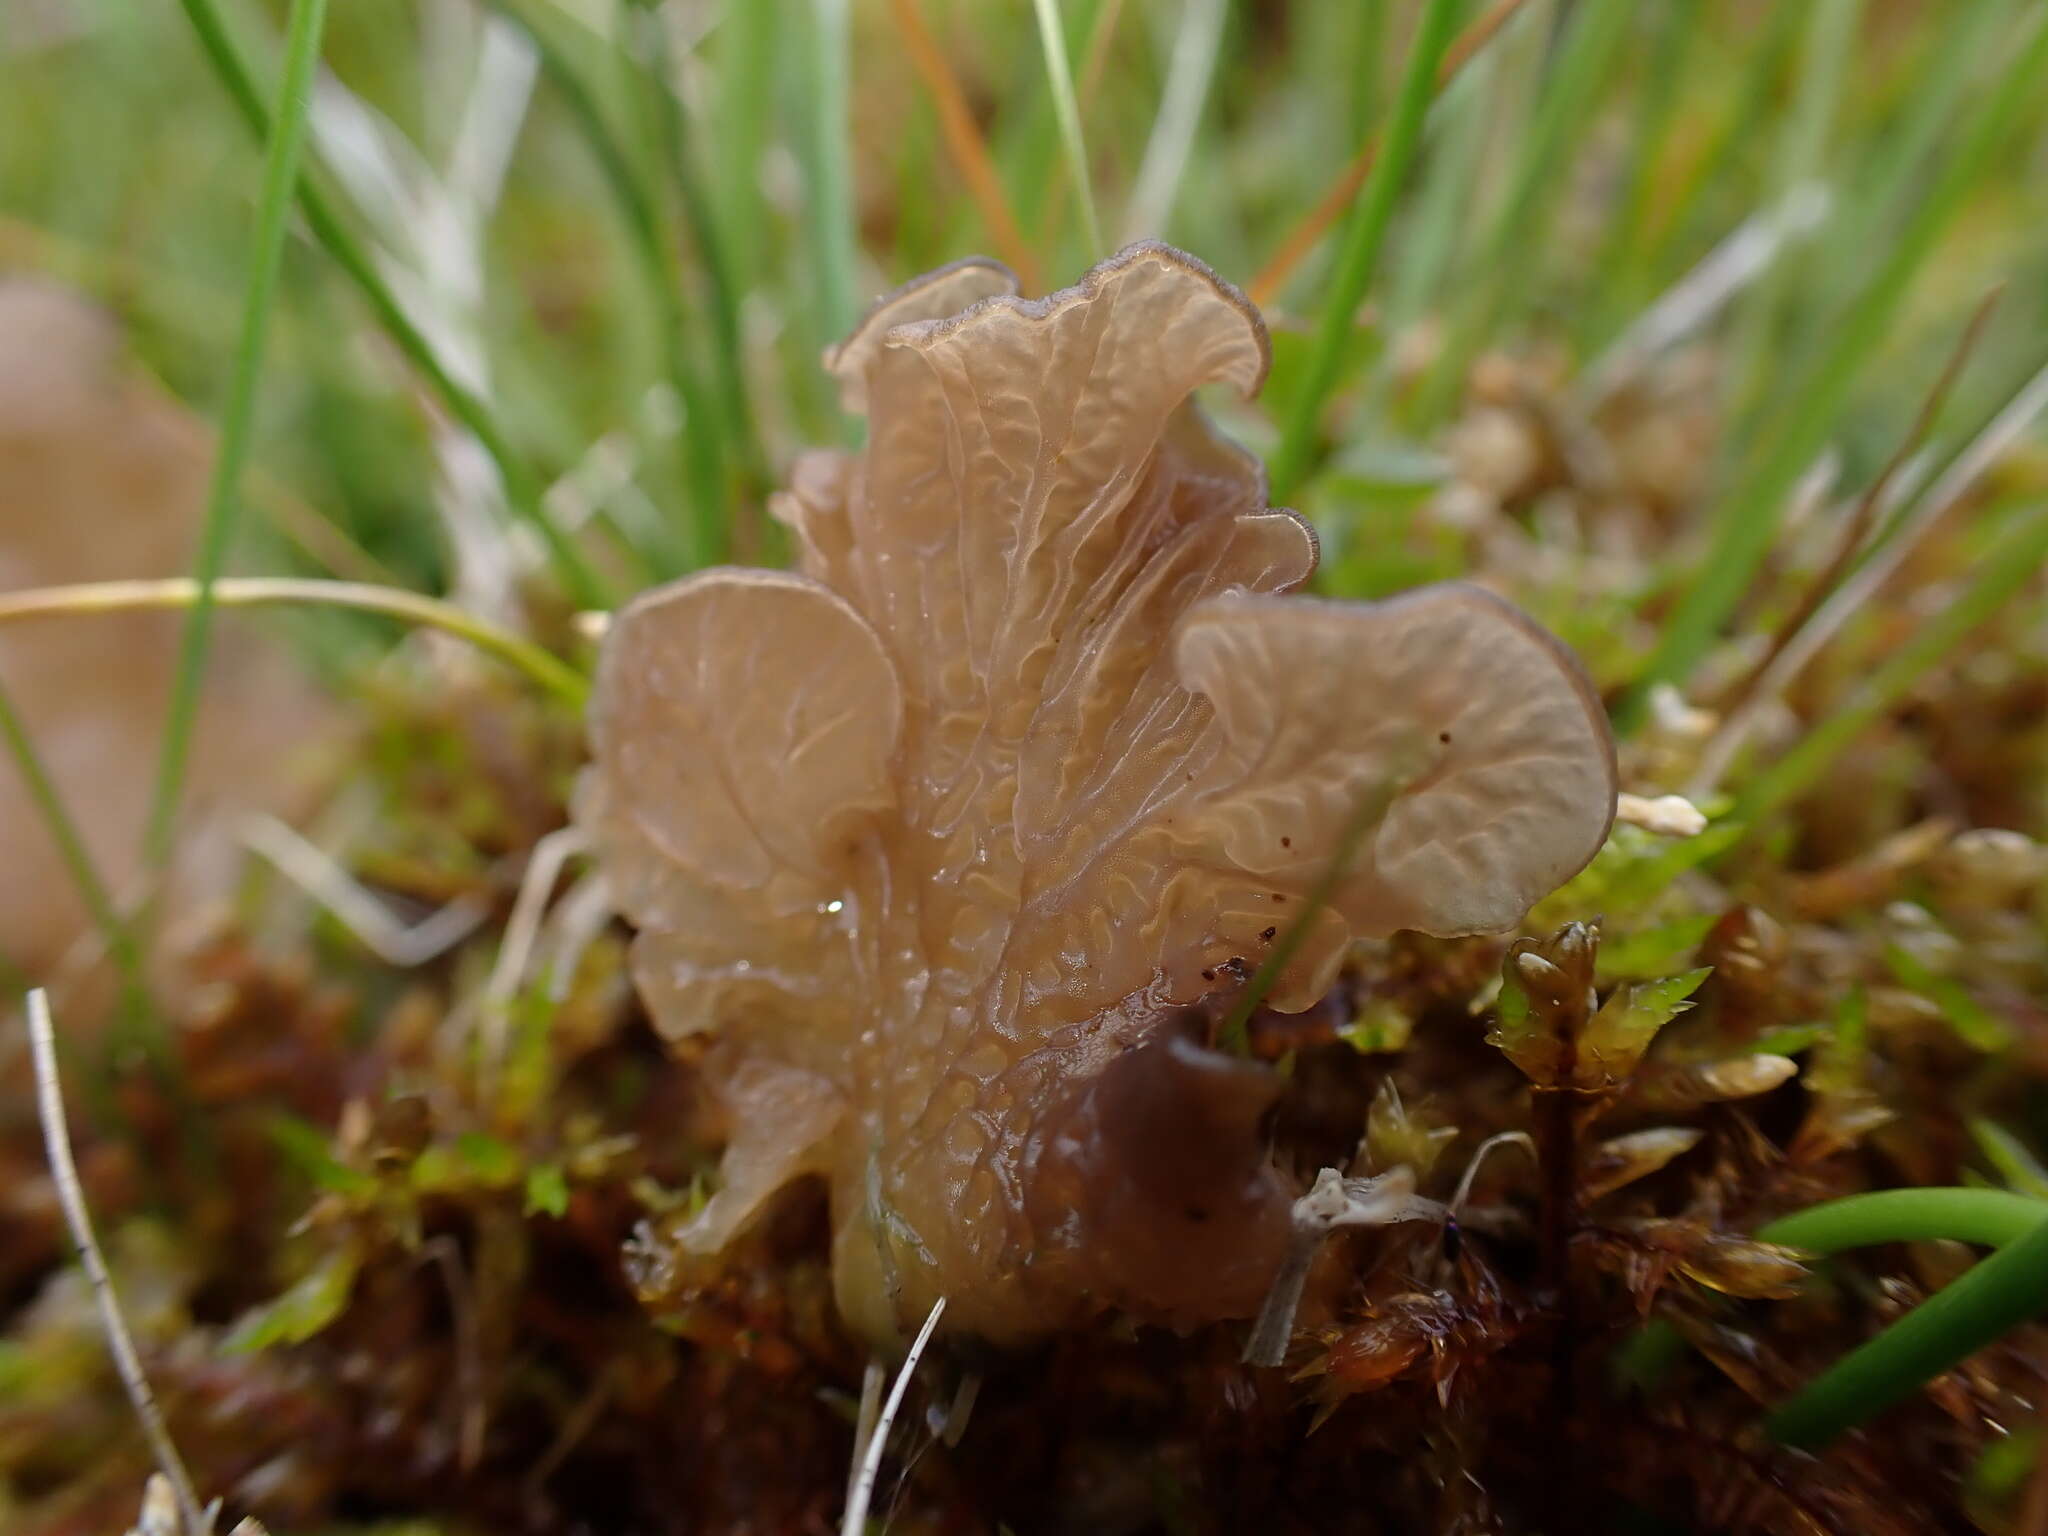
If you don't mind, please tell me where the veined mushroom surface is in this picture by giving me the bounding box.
[580,242,1618,1349]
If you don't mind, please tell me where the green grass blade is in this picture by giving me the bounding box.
[1758,1188,2048,1253]
[148,0,331,868]
[801,0,860,358]
[713,0,777,286]
[630,4,759,496]
[1268,0,1462,503]
[1345,0,1388,148]
[1811,0,2006,326]
[1624,8,2048,719]
[1970,1122,2048,1202]
[174,0,612,610]
[1031,0,1103,260]
[1216,764,1415,1056]
[0,679,149,1009]
[1765,1210,2048,1449]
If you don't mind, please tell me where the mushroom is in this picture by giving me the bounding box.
[0,279,337,995]
[581,242,1617,1349]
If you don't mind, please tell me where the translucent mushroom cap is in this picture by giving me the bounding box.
[583,242,1617,1348]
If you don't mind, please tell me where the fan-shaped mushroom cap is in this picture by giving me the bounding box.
[822,255,1020,411]
[1175,583,1618,945]
[583,242,1617,1349]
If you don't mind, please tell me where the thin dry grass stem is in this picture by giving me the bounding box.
[1712,286,1998,720]
[1710,286,2002,726]
[241,815,490,967]
[1120,0,1229,242]
[886,0,1041,291]
[1039,0,1130,254]
[843,1298,946,1536]
[1242,1166,1443,1369]
[844,1359,886,1514]
[543,872,613,1004]
[524,1361,619,1501]
[1578,185,1831,404]
[1449,1130,1535,1214]
[419,1235,487,1472]
[27,989,210,1535]
[1076,0,1129,110]
[935,1371,981,1447]
[481,826,588,1067]
[1689,336,2048,801]
[1247,0,1532,307]
[0,576,588,706]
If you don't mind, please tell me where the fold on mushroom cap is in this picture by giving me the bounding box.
[583,241,1618,1348]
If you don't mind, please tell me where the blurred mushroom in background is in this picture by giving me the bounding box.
[0,277,338,1004]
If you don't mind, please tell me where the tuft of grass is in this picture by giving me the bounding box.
[1625,5,2048,721]
[1248,0,1533,310]
[173,0,612,609]
[148,0,331,870]
[1729,503,2048,831]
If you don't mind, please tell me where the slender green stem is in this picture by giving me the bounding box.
[149,0,331,868]
[1217,768,1408,1055]
[802,0,860,356]
[0,579,589,709]
[0,678,149,1010]
[1765,1211,2048,1449]
[1269,0,1460,503]
[619,2,732,568]
[714,0,776,285]
[1758,1188,2048,1254]
[1031,0,1103,260]
[174,0,611,609]
[632,3,759,504]
[1624,7,2048,719]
